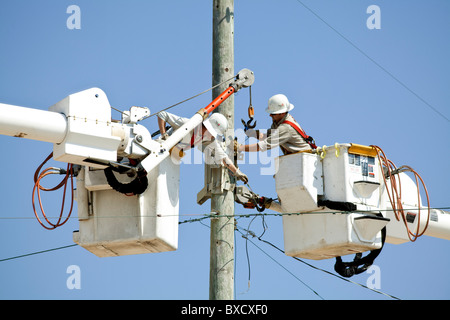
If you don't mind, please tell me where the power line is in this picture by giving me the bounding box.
[2,206,449,221]
[0,214,401,300]
[0,244,77,263]
[0,205,442,299]
[234,216,400,300]
[236,226,325,300]
[294,0,449,123]
[255,230,401,300]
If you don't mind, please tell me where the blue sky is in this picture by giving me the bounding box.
[0,0,449,300]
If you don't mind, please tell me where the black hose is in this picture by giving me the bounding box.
[104,167,148,195]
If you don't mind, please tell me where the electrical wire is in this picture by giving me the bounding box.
[0,244,77,263]
[255,232,401,300]
[0,217,400,300]
[236,228,324,300]
[236,225,325,300]
[32,152,75,230]
[239,214,270,294]
[239,217,257,294]
[293,0,449,123]
[1,206,449,221]
[235,215,400,299]
[372,145,431,242]
[139,75,236,120]
[0,210,419,300]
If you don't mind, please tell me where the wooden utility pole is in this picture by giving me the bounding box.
[209,0,235,300]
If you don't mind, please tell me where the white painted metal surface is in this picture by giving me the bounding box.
[0,102,67,143]
[321,143,383,210]
[73,156,180,257]
[0,85,243,258]
[274,147,387,259]
[283,212,387,260]
[49,88,122,168]
[273,143,450,259]
[384,172,450,244]
[275,152,323,213]
[139,113,204,174]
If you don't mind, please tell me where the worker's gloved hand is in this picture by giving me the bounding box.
[245,129,261,140]
[161,132,169,140]
[234,168,248,184]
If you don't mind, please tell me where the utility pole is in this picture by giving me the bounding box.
[209,0,235,300]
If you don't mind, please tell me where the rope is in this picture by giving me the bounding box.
[141,75,236,120]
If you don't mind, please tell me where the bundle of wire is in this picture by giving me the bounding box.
[371,145,430,242]
[32,152,74,230]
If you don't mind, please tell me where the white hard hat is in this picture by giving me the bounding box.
[265,94,294,114]
[203,113,228,138]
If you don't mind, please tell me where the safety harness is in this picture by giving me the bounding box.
[282,118,317,150]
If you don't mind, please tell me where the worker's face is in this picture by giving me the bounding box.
[269,112,286,123]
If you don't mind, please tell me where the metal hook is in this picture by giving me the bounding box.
[241,86,257,131]
[241,118,257,131]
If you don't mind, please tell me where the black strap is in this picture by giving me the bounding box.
[318,199,357,212]
[334,225,386,278]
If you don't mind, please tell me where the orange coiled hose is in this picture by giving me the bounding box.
[32,152,74,230]
[371,145,430,242]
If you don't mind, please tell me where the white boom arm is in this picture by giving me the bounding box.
[0,69,254,259]
[137,69,254,174]
[0,103,67,143]
[0,87,123,168]
[0,68,254,174]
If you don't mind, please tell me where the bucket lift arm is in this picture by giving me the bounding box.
[0,68,254,177]
[0,69,255,257]
[136,68,254,175]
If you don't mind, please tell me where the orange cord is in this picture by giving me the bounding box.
[32,152,74,230]
[371,145,430,242]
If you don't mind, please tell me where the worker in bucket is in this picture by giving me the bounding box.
[238,94,316,155]
[157,110,249,184]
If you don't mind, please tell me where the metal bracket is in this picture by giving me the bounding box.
[122,106,150,124]
[197,166,236,205]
